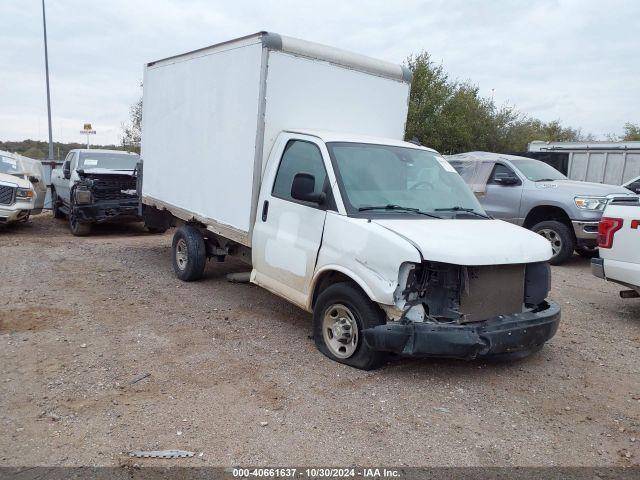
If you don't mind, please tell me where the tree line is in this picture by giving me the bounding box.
[0,139,131,162]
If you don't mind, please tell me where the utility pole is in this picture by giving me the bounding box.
[42,0,54,161]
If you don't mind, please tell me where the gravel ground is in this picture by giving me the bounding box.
[1,213,639,467]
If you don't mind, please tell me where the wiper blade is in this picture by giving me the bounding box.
[535,178,557,182]
[434,206,491,219]
[358,204,442,219]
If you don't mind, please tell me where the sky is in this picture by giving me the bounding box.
[1,0,639,146]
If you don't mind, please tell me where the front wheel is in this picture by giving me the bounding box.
[313,282,386,370]
[172,225,206,281]
[532,220,575,265]
[69,202,91,236]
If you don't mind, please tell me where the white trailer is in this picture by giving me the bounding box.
[141,32,411,246]
[528,140,640,186]
[141,32,560,370]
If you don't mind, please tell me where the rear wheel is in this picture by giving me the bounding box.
[532,220,575,265]
[313,282,386,370]
[51,188,64,219]
[172,225,206,281]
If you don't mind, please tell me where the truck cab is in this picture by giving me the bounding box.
[447,152,635,264]
[51,149,142,236]
[140,32,561,369]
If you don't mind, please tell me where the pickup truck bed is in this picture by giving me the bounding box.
[592,197,640,295]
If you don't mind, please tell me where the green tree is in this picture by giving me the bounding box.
[121,96,142,153]
[622,122,640,141]
[23,146,45,159]
[404,51,592,153]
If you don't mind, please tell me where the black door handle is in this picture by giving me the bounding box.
[261,200,269,221]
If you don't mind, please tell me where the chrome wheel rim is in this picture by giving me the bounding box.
[322,304,358,359]
[538,228,562,256]
[175,238,188,271]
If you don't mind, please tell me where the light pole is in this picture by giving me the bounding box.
[42,0,54,162]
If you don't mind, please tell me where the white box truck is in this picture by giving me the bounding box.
[141,32,561,369]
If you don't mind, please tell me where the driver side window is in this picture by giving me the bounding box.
[489,163,516,184]
[272,140,328,207]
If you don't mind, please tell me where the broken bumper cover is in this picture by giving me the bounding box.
[363,301,560,359]
[75,199,140,224]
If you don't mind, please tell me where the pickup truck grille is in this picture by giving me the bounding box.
[0,185,16,205]
[91,177,137,202]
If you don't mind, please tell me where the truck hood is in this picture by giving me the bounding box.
[535,179,633,196]
[373,218,552,265]
[0,172,30,189]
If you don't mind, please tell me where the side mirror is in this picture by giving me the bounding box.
[63,162,71,180]
[494,172,520,185]
[28,175,39,184]
[291,173,325,204]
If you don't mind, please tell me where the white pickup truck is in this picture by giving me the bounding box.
[591,197,640,298]
[51,149,142,235]
[140,32,561,369]
[0,150,46,224]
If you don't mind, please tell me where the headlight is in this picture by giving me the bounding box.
[74,188,92,204]
[574,196,608,211]
[15,187,34,200]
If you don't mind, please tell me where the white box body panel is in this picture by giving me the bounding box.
[142,39,264,236]
[141,33,410,245]
[262,51,409,170]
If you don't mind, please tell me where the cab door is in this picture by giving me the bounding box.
[251,134,335,309]
[481,163,524,223]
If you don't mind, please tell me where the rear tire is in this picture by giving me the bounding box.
[532,220,575,265]
[172,225,206,281]
[313,282,386,370]
[51,188,64,219]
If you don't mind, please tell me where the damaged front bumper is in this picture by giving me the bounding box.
[363,301,560,360]
[74,199,140,224]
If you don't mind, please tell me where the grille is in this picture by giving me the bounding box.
[91,177,137,202]
[0,185,16,205]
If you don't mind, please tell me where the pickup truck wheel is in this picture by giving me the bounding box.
[172,225,206,281]
[68,199,91,236]
[51,188,64,219]
[313,282,386,370]
[532,220,575,265]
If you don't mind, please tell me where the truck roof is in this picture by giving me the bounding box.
[286,129,438,152]
[147,31,412,84]
[69,149,139,155]
[446,151,535,163]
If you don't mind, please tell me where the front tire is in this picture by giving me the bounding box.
[172,225,206,281]
[532,220,575,265]
[69,201,91,236]
[313,282,386,370]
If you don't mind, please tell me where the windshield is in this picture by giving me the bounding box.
[327,142,486,218]
[0,156,20,175]
[512,159,566,181]
[78,152,139,170]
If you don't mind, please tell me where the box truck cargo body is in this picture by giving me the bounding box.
[141,33,560,370]
[141,32,411,246]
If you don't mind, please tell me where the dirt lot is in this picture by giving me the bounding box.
[1,213,639,467]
